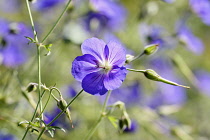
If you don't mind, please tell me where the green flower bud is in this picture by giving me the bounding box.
[144,69,160,81]
[57,97,74,128]
[143,44,158,55]
[144,69,190,89]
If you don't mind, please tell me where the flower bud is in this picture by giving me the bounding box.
[118,113,131,132]
[144,69,160,81]
[26,83,38,92]
[125,54,135,64]
[144,69,190,88]
[57,97,74,128]
[143,44,158,55]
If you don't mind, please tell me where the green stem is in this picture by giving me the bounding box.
[37,127,46,140]
[23,1,43,139]
[38,91,51,118]
[37,89,84,139]
[38,87,62,118]
[130,52,144,63]
[22,91,46,140]
[25,0,42,118]
[84,90,112,140]
[126,68,146,73]
[41,0,72,43]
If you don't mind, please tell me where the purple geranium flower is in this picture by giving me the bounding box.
[177,24,204,55]
[71,37,127,95]
[190,0,210,25]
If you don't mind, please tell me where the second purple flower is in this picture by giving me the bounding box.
[71,37,127,95]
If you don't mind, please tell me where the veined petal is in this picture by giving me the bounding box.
[82,72,108,95]
[106,41,126,66]
[104,66,127,90]
[71,54,99,82]
[81,37,106,63]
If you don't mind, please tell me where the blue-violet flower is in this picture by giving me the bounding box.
[71,37,127,95]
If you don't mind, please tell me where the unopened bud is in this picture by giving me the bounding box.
[144,69,190,89]
[125,54,135,64]
[143,44,158,55]
[26,83,38,92]
[118,113,131,132]
[57,97,74,128]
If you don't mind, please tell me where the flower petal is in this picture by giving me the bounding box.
[82,72,108,95]
[71,54,99,82]
[104,66,127,90]
[106,41,126,66]
[81,37,106,63]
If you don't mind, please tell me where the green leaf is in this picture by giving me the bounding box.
[24,36,36,44]
[108,116,118,129]
[43,44,52,56]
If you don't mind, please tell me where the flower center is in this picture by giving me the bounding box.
[99,61,112,73]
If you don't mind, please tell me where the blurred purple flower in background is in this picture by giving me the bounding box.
[194,70,210,97]
[139,23,177,50]
[0,19,33,68]
[33,0,66,11]
[45,108,72,130]
[161,0,176,3]
[85,0,127,35]
[146,58,187,109]
[123,120,139,133]
[0,131,17,140]
[176,24,204,55]
[71,37,127,95]
[190,0,210,25]
[99,82,141,107]
[0,0,20,13]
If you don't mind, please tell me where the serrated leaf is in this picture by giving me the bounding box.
[108,116,118,129]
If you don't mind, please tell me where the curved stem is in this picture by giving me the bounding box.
[84,90,112,140]
[41,0,72,43]
[37,89,84,139]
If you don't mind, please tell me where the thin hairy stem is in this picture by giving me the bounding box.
[84,90,112,140]
[41,0,73,43]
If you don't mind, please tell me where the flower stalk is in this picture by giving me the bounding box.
[85,90,112,140]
